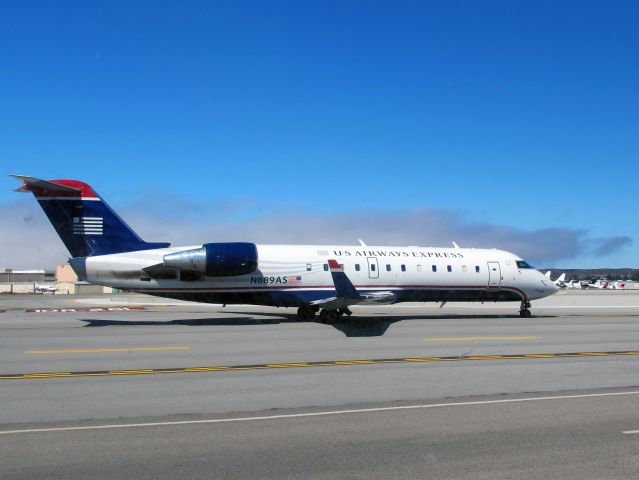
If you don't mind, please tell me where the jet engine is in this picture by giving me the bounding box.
[163,242,258,277]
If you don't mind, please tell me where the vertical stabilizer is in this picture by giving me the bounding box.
[12,175,170,257]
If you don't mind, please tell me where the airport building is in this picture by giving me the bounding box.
[0,265,113,295]
[54,264,114,295]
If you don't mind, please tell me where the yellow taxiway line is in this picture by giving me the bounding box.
[2,350,639,380]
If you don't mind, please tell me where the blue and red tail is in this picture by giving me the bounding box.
[12,175,170,258]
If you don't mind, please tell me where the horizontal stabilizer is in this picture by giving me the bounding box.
[11,175,82,194]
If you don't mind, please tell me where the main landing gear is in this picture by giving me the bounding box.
[296,305,317,321]
[296,306,353,323]
[519,300,532,318]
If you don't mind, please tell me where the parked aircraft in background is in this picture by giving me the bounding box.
[13,175,558,319]
[587,278,628,289]
[34,283,57,293]
[564,280,583,289]
[545,271,567,288]
[563,277,628,290]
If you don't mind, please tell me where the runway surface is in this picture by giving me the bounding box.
[2,290,639,479]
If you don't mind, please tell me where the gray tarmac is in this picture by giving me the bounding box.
[1,290,639,479]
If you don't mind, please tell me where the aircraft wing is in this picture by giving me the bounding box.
[311,260,396,309]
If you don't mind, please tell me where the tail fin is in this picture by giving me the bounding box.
[12,175,170,257]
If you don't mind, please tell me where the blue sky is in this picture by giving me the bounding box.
[1,1,637,269]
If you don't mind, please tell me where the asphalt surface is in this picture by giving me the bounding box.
[1,290,639,479]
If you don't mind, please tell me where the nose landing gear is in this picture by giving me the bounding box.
[519,300,532,318]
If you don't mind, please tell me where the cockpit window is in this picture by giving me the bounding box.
[516,260,533,269]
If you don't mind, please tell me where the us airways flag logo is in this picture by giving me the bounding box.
[73,217,103,235]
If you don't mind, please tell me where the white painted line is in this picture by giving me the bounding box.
[622,430,639,434]
[390,305,639,309]
[2,390,639,436]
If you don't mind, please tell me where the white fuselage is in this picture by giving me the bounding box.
[81,244,557,306]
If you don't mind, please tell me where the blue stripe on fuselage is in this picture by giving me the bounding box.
[132,287,524,307]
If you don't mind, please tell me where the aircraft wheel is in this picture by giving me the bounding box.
[519,309,532,318]
[519,301,532,318]
[325,309,340,323]
[319,309,328,322]
[297,306,315,321]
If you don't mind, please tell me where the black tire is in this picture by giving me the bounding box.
[297,306,315,321]
[325,310,340,323]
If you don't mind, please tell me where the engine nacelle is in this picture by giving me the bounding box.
[163,242,258,277]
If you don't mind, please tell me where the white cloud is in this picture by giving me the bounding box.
[0,198,632,270]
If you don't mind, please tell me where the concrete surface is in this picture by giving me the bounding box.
[1,290,639,479]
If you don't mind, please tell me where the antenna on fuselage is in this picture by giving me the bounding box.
[358,239,367,247]
[452,241,460,249]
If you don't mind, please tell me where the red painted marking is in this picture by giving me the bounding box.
[26,307,146,313]
[328,259,341,269]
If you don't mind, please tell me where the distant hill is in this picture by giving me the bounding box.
[541,268,639,281]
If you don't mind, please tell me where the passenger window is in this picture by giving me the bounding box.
[462,265,467,273]
[401,264,406,272]
[447,265,452,272]
[323,264,328,271]
[386,264,391,272]
[371,264,376,272]
[306,263,312,271]
[417,264,423,272]
[432,265,437,272]
[475,266,480,273]
[355,264,360,272]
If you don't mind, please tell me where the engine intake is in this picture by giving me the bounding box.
[163,242,258,277]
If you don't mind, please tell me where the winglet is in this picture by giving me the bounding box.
[328,259,343,272]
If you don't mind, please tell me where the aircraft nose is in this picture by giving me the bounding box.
[544,277,559,294]
[539,273,559,295]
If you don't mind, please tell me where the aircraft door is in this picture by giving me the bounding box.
[367,257,379,279]
[488,262,501,288]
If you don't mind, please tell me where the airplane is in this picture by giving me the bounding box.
[587,277,625,289]
[35,283,57,293]
[544,271,567,288]
[12,175,558,320]
[564,279,583,289]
